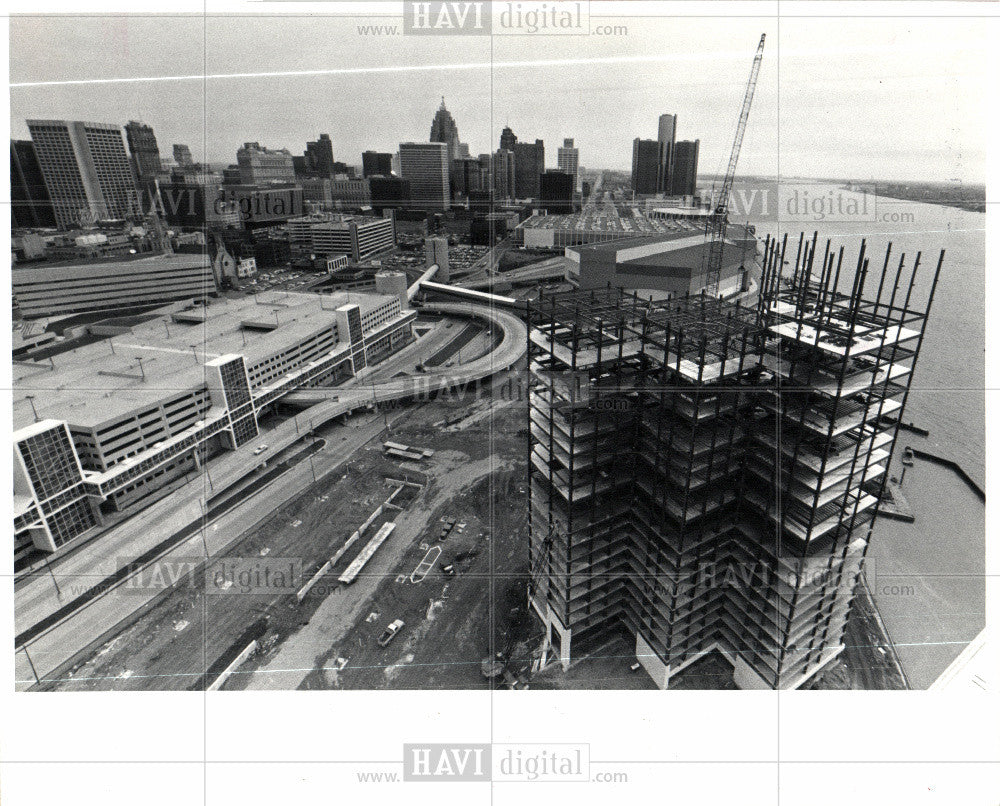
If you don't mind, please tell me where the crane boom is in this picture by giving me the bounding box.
[704,33,766,297]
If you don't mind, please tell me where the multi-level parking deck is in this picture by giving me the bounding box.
[527,233,942,689]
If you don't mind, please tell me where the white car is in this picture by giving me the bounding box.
[252,444,269,455]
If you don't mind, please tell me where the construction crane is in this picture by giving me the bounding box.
[704,33,766,297]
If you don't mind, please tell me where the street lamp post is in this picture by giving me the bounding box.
[44,557,62,599]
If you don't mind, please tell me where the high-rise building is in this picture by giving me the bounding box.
[362,151,394,178]
[450,157,484,197]
[304,134,336,177]
[657,113,677,193]
[539,170,574,213]
[485,149,516,201]
[527,235,942,690]
[124,121,163,181]
[670,140,700,197]
[10,140,56,229]
[512,138,545,199]
[429,97,463,162]
[173,144,194,166]
[236,142,296,185]
[499,126,517,152]
[27,120,140,229]
[398,142,450,211]
[557,138,579,192]
[631,138,660,196]
[124,121,164,214]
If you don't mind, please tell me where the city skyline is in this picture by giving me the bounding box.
[8,15,987,182]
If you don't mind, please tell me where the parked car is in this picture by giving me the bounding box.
[377,619,405,647]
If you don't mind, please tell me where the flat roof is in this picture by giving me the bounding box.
[11,252,211,280]
[620,241,750,275]
[518,203,701,236]
[12,289,397,432]
[569,233,695,256]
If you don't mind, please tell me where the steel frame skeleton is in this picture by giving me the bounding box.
[526,232,942,689]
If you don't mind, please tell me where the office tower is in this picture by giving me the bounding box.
[10,140,56,229]
[539,170,574,213]
[305,134,336,177]
[477,153,495,200]
[236,142,296,185]
[527,234,942,690]
[512,139,545,199]
[124,121,164,214]
[124,121,163,181]
[487,149,516,201]
[287,213,395,262]
[557,138,579,192]
[398,142,450,210]
[362,151,394,178]
[670,140,700,197]
[631,138,660,196]
[499,126,517,151]
[173,144,194,166]
[429,97,463,162]
[27,120,140,228]
[657,113,677,193]
[451,157,484,196]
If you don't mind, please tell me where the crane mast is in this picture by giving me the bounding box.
[704,33,766,297]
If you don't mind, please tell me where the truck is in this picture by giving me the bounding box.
[377,619,405,647]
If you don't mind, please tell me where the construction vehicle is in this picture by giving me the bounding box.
[703,33,766,297]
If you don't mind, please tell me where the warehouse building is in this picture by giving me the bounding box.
[13,289,416,564]
[565,229,756,298]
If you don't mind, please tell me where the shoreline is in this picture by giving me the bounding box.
[838,184,986,214]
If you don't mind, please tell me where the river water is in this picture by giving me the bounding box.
[744,181,986,688]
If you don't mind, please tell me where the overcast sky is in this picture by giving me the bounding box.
[8,12,987,182]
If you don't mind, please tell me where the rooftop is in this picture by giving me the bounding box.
[11,252,211,279]
[518,203,703,236]
[12,289,397,432]
[619,241,751,275]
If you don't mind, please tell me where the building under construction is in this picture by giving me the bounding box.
[526,232,943,689]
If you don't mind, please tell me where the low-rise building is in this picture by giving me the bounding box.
[565,228,757,298]
[12,252,219,319]
[12,289,416,563]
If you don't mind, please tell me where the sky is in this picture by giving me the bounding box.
[7,11,988,182]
